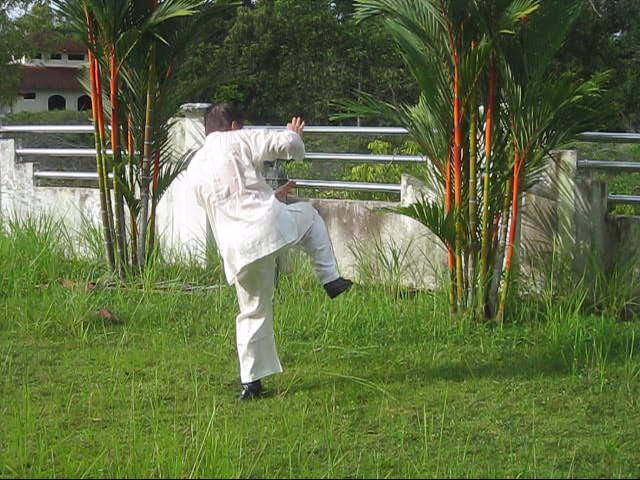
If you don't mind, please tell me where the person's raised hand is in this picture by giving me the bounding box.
[287,116,305,137]
[275,180,297,202]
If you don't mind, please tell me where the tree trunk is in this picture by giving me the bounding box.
[138,47,156,268]
[489,177,513,318]
[110,49,128,277]
[452,48,464,310]
[497,154,523,323]
[467,84,478,311]
[88,48,115,270]
[479,54,497,314]
[444,153,456,314]
[147,149,161,259]
[127,114,139,269]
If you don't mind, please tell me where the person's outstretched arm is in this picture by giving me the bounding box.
[249,116,306,167]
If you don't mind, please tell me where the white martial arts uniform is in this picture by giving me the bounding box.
[187,128,340,383]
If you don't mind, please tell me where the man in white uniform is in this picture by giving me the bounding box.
[187,103,352,400]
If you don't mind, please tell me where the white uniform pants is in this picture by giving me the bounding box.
[234,203,340,383]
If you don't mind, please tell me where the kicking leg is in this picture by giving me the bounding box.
[287,202,352,298]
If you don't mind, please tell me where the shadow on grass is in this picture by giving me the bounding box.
[298,335,638,396]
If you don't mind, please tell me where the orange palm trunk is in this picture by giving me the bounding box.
[92,54,114,229]
[479,53,498,312]
[497,153,523,322]
[452,46,464,307]
[110,49,128,275]
[445,153,456,312]
[85,8,115,270]
[442,9,464,309]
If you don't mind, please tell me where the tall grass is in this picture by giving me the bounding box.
[1,214,639,478]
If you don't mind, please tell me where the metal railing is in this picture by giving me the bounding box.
[576,160,640,173]
[2,125,639,204]
[2,124,420,194]
[576,132,640,144]
[574,132,640,207]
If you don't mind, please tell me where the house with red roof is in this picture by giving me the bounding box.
[2,34,91,115]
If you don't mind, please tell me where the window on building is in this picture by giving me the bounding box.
[50,53,62,60]
[22,93,36,100]
[68,53,85,61]
[48,95,66,111]
[77,95,91,112]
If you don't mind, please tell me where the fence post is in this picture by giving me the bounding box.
[555,149,610,279]
[156,103,211,262]
[0,138,34,219]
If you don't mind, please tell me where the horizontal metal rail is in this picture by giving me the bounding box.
[34,171,635,202]
[17,148,112,157]
[576,132,640,144]
[577,159,640,172]
[16,148,424,163]
[4,125,639,141]
[291,179,401,193]
[245,125,409,135]
[2,124,410,135]
[6,125,640,143]
[305,152,423,163]
[0,125,95,134]
[34,171,106,181]
[33,170,400,193]
[608,194,640,206]
[8,125,640,202]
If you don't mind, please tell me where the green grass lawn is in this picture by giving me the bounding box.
[1,218,639,478]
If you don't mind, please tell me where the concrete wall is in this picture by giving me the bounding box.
[309,198,447,289]
[155,105,209,259]
[0,138,102,229]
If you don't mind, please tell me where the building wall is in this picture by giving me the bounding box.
[12,90,89,114]
[1,51,89,115]
[20,52,87,68]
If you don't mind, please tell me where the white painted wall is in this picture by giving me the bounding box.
[0,138,102,229]
[20,53,87,67]
[155,105,209,259]
[0,104,212,260]
[12,90,90,113]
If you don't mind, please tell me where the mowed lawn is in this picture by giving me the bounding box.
[1,219,639,478]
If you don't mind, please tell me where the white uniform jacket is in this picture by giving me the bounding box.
[187,129,309,284]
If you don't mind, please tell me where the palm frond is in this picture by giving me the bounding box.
[152,149,196,202]
[387,196,457,247]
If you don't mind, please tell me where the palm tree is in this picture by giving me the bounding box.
[84,7,115,270]
[53,0,237,274]
[338,0,606,320]
[133,0,236,268]
[494,0,609,321]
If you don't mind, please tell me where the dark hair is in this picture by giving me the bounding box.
[205,103,244,133]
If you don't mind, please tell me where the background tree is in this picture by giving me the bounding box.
[556,0,640,131]
[173,0,417,124]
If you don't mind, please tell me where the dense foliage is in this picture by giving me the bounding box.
[2,0,638,129]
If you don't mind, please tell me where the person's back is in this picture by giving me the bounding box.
[189,128,305,284]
